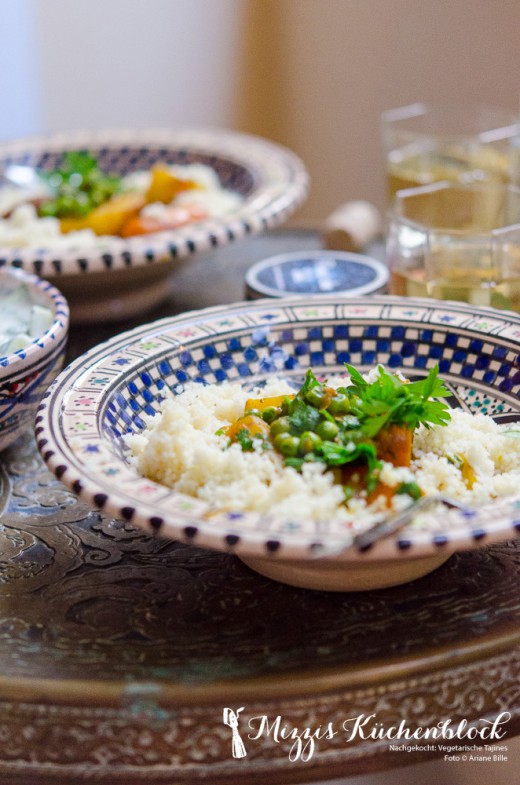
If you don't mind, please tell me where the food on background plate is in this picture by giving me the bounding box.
[0,152,243,249]
[0,280,53,356]
[126,364,520,533]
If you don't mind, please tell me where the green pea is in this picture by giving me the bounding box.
[298,431,322,455]
[246,407,262,418]
[316,420,339,441]
[341,414,360,429]
[340,429,363,446]
[273,433,300,457]
[261,406,279,424]
[270,416,291,437]
[304,386,325,408]
[280,397,292,415]
[327,393,351,415]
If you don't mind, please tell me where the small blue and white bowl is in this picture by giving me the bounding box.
[245,250,388,300]
[0,266,69,451]
[35,294,520,591]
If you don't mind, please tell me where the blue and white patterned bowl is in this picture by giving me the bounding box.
[0,128,308,323]
[36,295,520,591]
[0,267,69,451]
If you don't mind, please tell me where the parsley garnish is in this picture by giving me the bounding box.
[299,367,321,397]
[226,364,451,500]
[343,364,451,437]
[396,481,422,500]
[234,427,255,451]
[39,151,122,219]
[234,427,270,452]
[285,397,322,435]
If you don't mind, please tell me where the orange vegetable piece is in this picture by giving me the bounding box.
[341,463,409,509]
[60,192,145,236]
[59,216,89,234]
[145,166,200,204]
[374,423,413,467]
[321,386,337,409]
[120,204,208,237]
[459,456,476,489]
[340,424,415,508]
[244,394,294,412]
[366,480,400,507]
[226,414,271,441]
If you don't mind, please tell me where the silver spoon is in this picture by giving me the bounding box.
[313,495,474,559]
[351,495,474,550]
[0,164,42,190]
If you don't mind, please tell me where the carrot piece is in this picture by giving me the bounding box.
[60,192,145,236]
[374,423,413,467]
[340,424,415,508]
[120,204,207,237]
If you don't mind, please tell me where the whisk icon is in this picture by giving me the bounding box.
[223,707,247,758]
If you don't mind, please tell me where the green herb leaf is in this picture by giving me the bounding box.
[39,151,122,219]
[318,439,379,469]
[284,456,306,470]
[286,397,322,435]
[299,368,321,397]
[344,363,451,436]
[396,481,422,500]
[234,428,255,451]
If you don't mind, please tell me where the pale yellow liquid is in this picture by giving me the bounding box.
[392,267,520,311]
[387,146,510,207]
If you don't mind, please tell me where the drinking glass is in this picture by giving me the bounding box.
[382,103,518,206]
[387,181,520,310]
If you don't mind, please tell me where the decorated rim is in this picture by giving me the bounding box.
[0,128,309,277]
[36,294,520,562]
[0,266,69,377]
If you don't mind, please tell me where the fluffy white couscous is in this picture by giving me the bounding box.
[126,372,520,529]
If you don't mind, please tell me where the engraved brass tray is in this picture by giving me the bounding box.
[1,231,519,783]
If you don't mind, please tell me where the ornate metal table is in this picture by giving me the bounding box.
[1,231,519,784]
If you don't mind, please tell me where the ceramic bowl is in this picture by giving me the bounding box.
[0,266,69,451]
[0,128,308,323]
[36,295,520,591]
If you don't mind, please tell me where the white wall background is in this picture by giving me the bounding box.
[33,0,246,132]
[0,0,41,139]
[1,0,519,222]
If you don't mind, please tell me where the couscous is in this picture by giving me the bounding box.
[126,365,520,532]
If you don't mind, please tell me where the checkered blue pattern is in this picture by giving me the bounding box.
[1,146,256,194]
[104,319,520,444]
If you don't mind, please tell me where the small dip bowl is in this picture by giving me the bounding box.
[0,266,69,451]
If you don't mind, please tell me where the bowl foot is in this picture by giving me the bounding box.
[48,260,179,323]
[239,552,451,592]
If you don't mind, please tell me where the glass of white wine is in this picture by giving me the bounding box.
[382,103,518,207]
[387,181,520,311]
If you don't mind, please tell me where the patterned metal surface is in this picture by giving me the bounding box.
[1,231,519,782]
[0,431,519,782]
